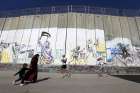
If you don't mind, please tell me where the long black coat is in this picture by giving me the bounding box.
[24,54,39,82]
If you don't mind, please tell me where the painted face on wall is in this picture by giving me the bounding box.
[40,36,49,43]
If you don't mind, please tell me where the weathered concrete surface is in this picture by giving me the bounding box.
[1,64,140,75]
[0,71,140,93]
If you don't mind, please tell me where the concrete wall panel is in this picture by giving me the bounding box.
[58,13,67,28]
[24,15,34,29]
[85,14,95,29]
[3,18,12,30]
[95,15,103,30]
[9,17,19,30]
[33,15,42,28]
[128,17,140,46]
[111,16,122,38]
[0,13,140,65]
[119,17,131,40]
[0,18,6,30]
[76,13,86,28]
[40,14,50,28]
[50,14,58,27]
[102,15,113,41]
[67,13,76,28]
[135,17,140,37]
[17,16,27,29]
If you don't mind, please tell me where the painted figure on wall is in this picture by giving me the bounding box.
[0,40,35,64]
[0,41,14,63]
[86,39,96,57]
[70,46,81,64]
[38,32,53,64]
[106,38,140,66]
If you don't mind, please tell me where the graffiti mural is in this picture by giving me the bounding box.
[37,31,53,64]
[106,38,140,66]
[0,28,140,66]
[0,41,34,64]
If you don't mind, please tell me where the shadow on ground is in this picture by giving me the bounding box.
[112,75,140,83]
[23,77,51,85]
[36,77,50,83]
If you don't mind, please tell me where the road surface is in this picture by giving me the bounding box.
[0,71,140,93]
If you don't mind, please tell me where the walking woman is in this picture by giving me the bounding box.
[24,54,39,83]
[61,54,71,78]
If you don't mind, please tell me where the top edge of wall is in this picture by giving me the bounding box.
[0,5,140,18]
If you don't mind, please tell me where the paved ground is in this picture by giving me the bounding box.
[0,71,140,93]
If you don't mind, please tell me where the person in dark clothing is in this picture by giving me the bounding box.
[24,54,39,83]
[61,54,67,70]
[60,54,71,78]
[13,63,29,86]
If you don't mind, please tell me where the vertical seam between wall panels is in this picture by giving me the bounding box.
[110,15,116,65]
[118,16,124,43]
[123,13,134,54]
[55,7,59,58]
[0,17,7,64]
[127,17,134,46]
[12,17,20,64]
[134,17,140,43]
[26,15,36,63]
[5,18,12,43]
[117,15,123,66]
[126,17,135,63]
[85,6,88,55]
[76,10,77,48]
[35,15,43,54]
[64,6,68,55]
[19,16,28,62]
[126,17,133,46]
[0,17,7,39]
[85,6,88,65]
[27,15,35,51]
[12,17,20,43]
[110,16,114,39]
[125,16,133,45]
[47,11,51,33]
[93,14,97,64]
[19,17,25,49]
[118,16,126,66]
[75,6,78,65]
[102,15,107,63]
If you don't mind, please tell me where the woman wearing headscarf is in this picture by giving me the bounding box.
[24,54,39,83]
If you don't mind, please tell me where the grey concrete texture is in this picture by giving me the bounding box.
[0,13,139,45]
[102,15,113,40]
[0,71,140,93]
[0,18,6,30]
[127,17,140,46]
[42,14,51,28]
[1,64,140,75]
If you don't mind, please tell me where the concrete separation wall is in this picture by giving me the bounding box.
[1,63,140,75]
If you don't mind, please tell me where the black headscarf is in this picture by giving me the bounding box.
[30,54,39,71]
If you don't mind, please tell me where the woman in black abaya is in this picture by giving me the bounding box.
[24,54,39,83]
